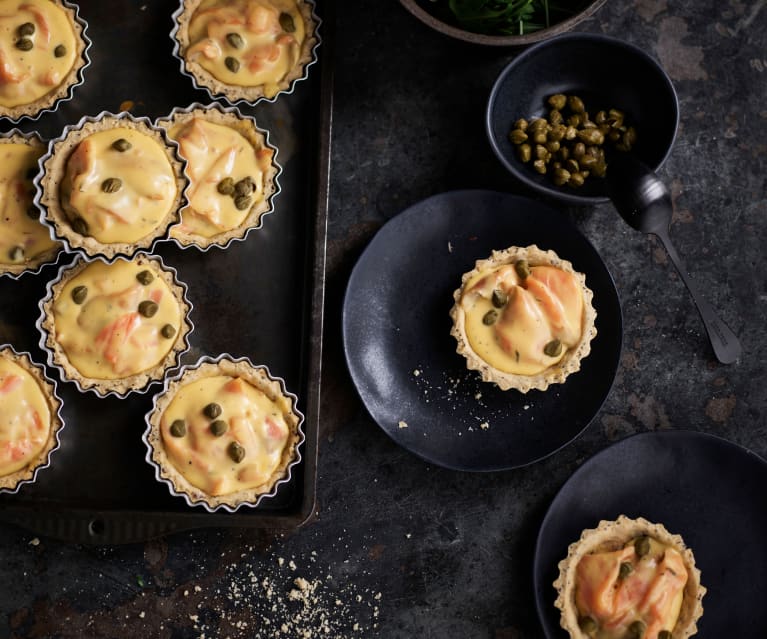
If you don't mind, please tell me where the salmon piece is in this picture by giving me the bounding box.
[95,312,141,365]
[67,139,95,179]
[1,439,33,462]
[245,4,278,34]
[223,377,246,394]
[0,51,30,85]
[0,374,22,395]
[265,416,284,439]
[187,38,221,60]
[575,546,633,620]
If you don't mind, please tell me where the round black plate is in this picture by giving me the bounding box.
[341,190,622,471]
[534,430,767,638]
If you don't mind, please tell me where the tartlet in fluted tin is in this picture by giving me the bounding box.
[38,252,193,398]
[0,345,64,492]
[0,129,62,278]
[172,0,320,104]
[0,0,90,122]
[143,355,304,512]
[156,102,280,249]
[36,112,188,258]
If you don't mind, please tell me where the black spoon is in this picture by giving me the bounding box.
[606,154,741,364]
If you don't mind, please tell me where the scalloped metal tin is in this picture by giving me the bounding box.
[37,251,195,399]
[155,102,282,251]
[33,111,190,259]
[171,0,321,106]
[142,354,305,513]
[0,0,91,124]
[0,344,65,494]
[0,128,65,280]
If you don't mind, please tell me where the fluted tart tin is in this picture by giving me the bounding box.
[143,354,304,513]
[37,252,194,398]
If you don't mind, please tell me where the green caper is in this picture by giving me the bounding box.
[101,177,122,193]
[17,22,35,36]
[169,419,186,437]
[627,620,646,637]
[658,632,672,639]
[579,154,597,169]
[567,95,585,113]
[210,419,228,436]
[568,172,585,188]
[509,129,528,145]
[529,118,548,132]
[160,324,176,339]
[136,269,154,285]
[228,441,246,463]
[634,536,651,557]
[234,195,252,211]
[513,118,528,131]
[226,32,244,49]
[552,167,571,187]
[608,108,625,124]
[138,300,158,318]
[532,130,547,145]
[514,259,530,279]
[54,44,66,58]
[482,309,498,325]
[564,125,577,140]
[565,158,580,174]
[547,93,567,110]
[557,146,570,161]
[279,12,296,32]
[112,138,131,152]
[591,161,607,178]
[547,124,566,142]
[26,206,38,220]
[71,216,89,236]
[16,37,33,51]
[548,109,563,125]
[578,616,597,633]
[225,56,240,73]
[9,246,24,262]
[543,339,563,357]
[203,402,222,419]
[71,285,88,304]
[572,142,586,159]
[491,289,508,308]
[577,128,604,145]
[234,177,255,197]
[534,144,549,161]
[595,110,607,125]
[618,562,633,579]
[517,143,531,163]
[545,140,560,154]
[217,177,235,195]
[532,159,546,174]
[567,113,582,127]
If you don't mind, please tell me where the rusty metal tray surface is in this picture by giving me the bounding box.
[0,0,331,544]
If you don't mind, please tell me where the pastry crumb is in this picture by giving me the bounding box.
[398,420,408,429]
[480,422,489,430]
[448,241,453,253]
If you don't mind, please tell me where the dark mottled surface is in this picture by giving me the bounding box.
[1,0,766,637]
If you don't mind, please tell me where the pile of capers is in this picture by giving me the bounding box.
[169,401,246,464]
[509,93,637,189]
[217,175,257,211]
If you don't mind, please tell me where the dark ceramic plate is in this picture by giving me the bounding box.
[342,190,622,471]
[534,430,767,638]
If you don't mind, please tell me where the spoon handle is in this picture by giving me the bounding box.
[656,230,741,364]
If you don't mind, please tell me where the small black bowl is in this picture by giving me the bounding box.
[486,33,679,205]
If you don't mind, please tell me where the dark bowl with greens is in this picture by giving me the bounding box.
[400,0,607,46]
[486,33,679,205]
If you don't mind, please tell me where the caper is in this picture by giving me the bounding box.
[547,94,567,110]
[169,419,186,437]
[627,620,646,637]
[234,177,255,197]
[578,616,597,633]
[16,37,33,51]
[534,144,549,161]
[564,125,577,140]
[228,441,245,463]
[658,632,672,639]
[234,195,252,211]
[226,32,244,49]
[112,138,131,152]
[71,216,89,235]
[509,129,527,145]
[572,142,586,159]
[547,124,566,142]
[514,259,530,279]
[136,269,154,285]
[217,177,235,195]
[579,154,597,170]
[618,562,633,579]
[482,309,498,325]
[565,158,580,174]
[568,172,585,188]
[17,22,35,36]
[532,130,547,145]
[210,419,228,436]
[160,324,176,339]
[548,109,563,125]
[532,159,546,174]
[101,177,122,193]
[513,118,528,131]
[54,44,66,57]
[203,402,222,419]
[71,285,88,304]
[567,95,585,113]
[595,110,607,125]
[491,289,508,308]
[9,246,24,262]
[26,206,38,220]
[634,536,651,557]
[517,143,531,163]
[545,140,560,154]
[529,118,548,132]
[279,12,296,32]
[543,339,563,357]
[138,300,158,318]
[552,167,571,186]
[567,113,582,127]
[225,56,240,73]
[577,128,604,145]
[608,108,624,124]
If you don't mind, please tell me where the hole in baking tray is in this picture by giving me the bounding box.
[88,519,105,537]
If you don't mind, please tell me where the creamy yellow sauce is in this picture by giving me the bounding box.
[187,0,306,98]
[52,258,182,379]
[575,538,688,639]
[160,374,291,496]
[460,264,584,376]
[167,116,273,239]
[0,141,58,265]
[0,356,50,476]
[61,127,178,244]
[0,0,78,107]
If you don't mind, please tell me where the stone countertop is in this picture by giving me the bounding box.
[1,1,765,638]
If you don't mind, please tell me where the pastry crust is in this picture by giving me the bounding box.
[0,346,64,491]
[553,515,705,639]
[145,357,303,511]
[449,244,597,393]
[174,0,318,104]
[39,253,193,397]
[38,114,187,258]
[156,105,279,249]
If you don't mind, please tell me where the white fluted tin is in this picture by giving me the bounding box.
[33,111,190,259]
[0,0,91,123]
[0,344,65,494]
[171,0,321,106]
[0,129,65,279]
[37,251,194,399]
[155,102,282,251]
[142,354,305,513]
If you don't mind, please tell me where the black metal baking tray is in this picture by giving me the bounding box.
[0,0,331,544]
